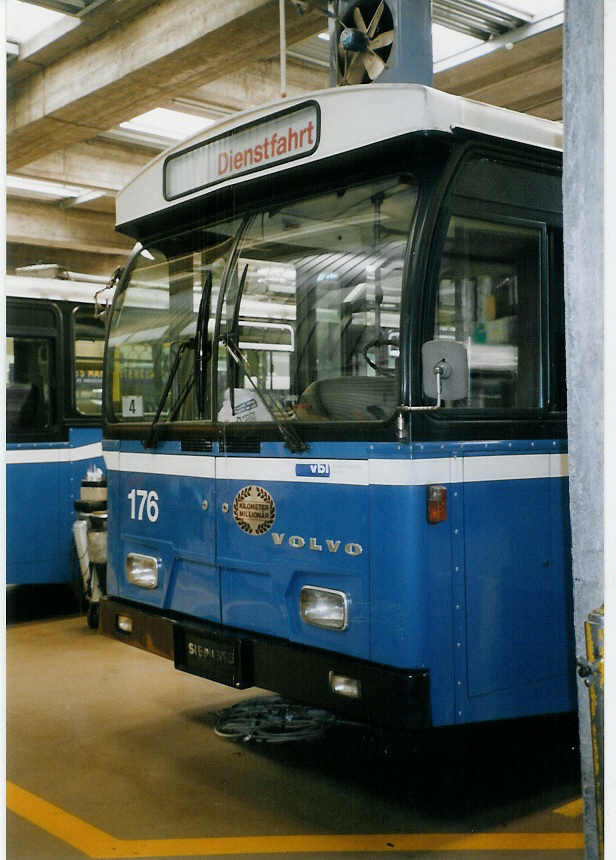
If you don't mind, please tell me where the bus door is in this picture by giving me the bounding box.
[428,194,572,721]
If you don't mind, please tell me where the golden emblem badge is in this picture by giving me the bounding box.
[233,485,276,536]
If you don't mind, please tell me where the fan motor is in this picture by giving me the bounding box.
[339,26,370,53]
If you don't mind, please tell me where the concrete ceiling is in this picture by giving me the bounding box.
[6,0,563,279]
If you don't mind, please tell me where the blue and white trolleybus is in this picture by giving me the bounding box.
[100,84,573,731]
[6,274,106,609]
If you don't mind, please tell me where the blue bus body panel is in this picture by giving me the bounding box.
[106,443,218,620]
[7,428,104,586]
[104,438,575,728]
[463,476,573,716]
[218,475,371,657]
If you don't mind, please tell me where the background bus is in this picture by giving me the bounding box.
[6,273,106,618]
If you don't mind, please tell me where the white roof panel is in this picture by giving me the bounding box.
[116,84,563,232]
[6,274,105,304]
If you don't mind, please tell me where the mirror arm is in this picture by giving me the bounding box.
[394,363,445,440]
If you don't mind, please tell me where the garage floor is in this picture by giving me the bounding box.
[7,615,584,860]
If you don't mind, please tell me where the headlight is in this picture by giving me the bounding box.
[125,553,159,589]
[300,586,348,630]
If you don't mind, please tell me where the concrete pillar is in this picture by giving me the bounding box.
[563,3,606,858]
[605,7,615,857]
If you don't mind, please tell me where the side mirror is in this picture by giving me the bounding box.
[422,339,468,402]
[95,266,124,321]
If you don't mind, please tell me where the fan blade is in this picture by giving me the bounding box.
[367,0,384,38]
[361,48,385,80]
[369,28,393,50]
[345,52,366,84]
[353,5,368,33]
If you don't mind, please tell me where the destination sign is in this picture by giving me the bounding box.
[164,102,320,200]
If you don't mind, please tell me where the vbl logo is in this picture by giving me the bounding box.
[295,463,331,478]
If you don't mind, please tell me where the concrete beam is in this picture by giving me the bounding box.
[439,57,561,109]
[180,58,328,116]
[434,26,562,111]
[7,197,133,255]
[7,0,324,171]
[13,139,157,193]
[507,87,562,120]
[8,0,162,86]
[6,242,127,279]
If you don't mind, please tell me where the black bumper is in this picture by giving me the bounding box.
[99,597,431,731]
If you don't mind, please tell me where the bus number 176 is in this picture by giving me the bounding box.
[128,488,159,522]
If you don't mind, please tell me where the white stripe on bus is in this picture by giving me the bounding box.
[103,451,216,479]
[6,442,103,465]
[103,451,568,485]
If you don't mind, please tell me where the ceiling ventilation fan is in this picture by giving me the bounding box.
[336,1,394,85]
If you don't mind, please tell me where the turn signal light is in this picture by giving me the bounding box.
[427,484,447,524]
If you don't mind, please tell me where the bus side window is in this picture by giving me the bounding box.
[73,307,105,416]
[432,215,543,410]
[6,337,55,434]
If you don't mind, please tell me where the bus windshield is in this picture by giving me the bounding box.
[106,175,417,426]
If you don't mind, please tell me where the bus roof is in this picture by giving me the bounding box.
[116,83,563,235]
[6,274,104,305]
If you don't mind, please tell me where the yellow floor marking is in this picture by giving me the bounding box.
[7,782,118,857]
[8,781,584,859]
[554,798,584,818]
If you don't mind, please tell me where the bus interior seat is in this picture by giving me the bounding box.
[296,376,398,421]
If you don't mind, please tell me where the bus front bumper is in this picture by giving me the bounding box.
[99,597,431,731]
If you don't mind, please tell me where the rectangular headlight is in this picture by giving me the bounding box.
[300,586,348,630]
[125,553,159,589]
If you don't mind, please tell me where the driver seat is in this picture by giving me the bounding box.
[296,376,398,421]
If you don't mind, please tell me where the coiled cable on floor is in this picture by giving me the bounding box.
[214,695,337,743]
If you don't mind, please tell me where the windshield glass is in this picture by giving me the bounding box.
[106,176,417,425]
[107,223,239,422]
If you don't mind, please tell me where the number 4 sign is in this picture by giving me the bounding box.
[122,395,144,417]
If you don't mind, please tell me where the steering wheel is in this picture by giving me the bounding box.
[361,336,397,376]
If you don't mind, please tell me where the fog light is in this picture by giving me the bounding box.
[329,671,361,699]
[117,615,133,633]
[300,586,348,630]
[125,553,159,589]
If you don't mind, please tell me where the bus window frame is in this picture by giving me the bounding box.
[6,298,65,443]
[209,175,420,433]
[411,145,565,443]
[70,303,106,421]
[546,225,566,414]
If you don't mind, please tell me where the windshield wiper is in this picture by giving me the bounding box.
[144,338,195,449]
[222,334,307,454]
[195,270,212,417]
